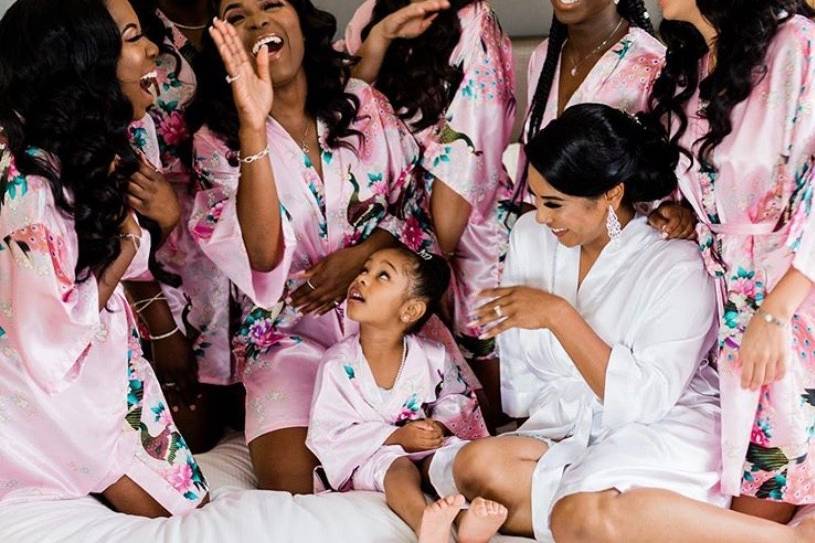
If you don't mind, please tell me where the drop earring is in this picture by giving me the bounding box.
[606,205,622,241]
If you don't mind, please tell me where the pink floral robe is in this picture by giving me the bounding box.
[675,15,815,503]
[516,26,665,195]
[307,334,487,493]
[144,12,236,386]
[190,80,447,442]
[345,1,517,360]
[0,151,207,513]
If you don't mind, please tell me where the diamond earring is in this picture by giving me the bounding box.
[606,205,622,241]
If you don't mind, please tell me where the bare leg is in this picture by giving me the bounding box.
[102,476,170,518]
[453,435,548,536]
[457,496,508,543]
[550,489,815,543]
[248,426,317,493]
[732,495,798,524]
[384,457,430,534]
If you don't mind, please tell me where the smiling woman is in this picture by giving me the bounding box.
[183,0,436,494]
[0,0,207,519]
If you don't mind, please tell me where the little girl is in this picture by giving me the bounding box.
[307,247,505,543]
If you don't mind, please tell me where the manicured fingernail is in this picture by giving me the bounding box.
[466,320,479,328]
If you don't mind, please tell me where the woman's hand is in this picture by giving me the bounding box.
[210,17,273,133]
[738,311,791,390]
[151,331,202,408]
[384,420,444,452]
[470,286,568,339]
[127,158,180,237]
[374,0,450,41]
[289,245,368,316]
[648,201,697,240]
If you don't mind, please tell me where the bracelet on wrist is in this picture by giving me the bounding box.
[756,308,788,328]
[238,146,270,164]
[132,292,167,314]
[119,232,141,251]
[148,326,180,341]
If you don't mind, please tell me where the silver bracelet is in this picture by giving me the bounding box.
[238,146,270,164]
[120,232,141,251]
[132,292,167,314]
[756,308,788,328]
[147,326,180,341]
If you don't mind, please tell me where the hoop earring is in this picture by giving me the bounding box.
[606,205,622,241]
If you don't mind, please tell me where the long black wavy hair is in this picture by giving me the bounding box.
[525,0,655,141]
[0,0,138,281]
[649,1,812,170]
[361,0,477,132]
[526,103,679,205]
[130,0,188,81]
[186,0,361,152]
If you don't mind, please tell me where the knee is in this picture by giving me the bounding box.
[550,492,622,543]
[452,439,506,498]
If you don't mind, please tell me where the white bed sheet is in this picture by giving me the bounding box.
[0,432,531,543]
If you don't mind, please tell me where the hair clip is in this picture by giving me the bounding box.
[417,248,434,261]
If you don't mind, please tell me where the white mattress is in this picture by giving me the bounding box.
[0,433,532,543]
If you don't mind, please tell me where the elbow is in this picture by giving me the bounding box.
[248,250,280,273]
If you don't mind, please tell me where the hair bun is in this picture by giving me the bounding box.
[625,111,680,203]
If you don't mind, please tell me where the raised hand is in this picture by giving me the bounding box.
[210,17,273,133]
[375,0,450,41]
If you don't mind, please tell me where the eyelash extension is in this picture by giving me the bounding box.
[126,33,144,43]
[543,202,562,209]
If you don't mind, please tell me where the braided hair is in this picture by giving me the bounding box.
[525,0,655,141]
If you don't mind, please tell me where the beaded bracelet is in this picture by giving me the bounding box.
[148,326,180,341]
[756,308,788,328]
[239,146,270,164]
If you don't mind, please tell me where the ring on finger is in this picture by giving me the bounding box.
[306,279,317,290]
[494,305,504,318]
[225,73,241,84]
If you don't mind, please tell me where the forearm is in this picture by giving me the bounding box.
[357,227,398,258]
[762,267,814,320]
[430,178,472,255]
[350,24,391,83]
[549,302,611,399]
[236,127,284,272]
[97,237,140,310]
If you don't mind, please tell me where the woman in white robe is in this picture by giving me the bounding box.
[446,104,815,542]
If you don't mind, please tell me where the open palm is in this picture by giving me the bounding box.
[210,18,273,132]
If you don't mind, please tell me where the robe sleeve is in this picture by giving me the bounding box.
[306,354,397,491]
[0,167,100,394]
[341,0,376,56]
[602,257,718,429]
[189,127,296,309]
[777,23,815,283]
[426,343,489,440]
[419,6,515,221]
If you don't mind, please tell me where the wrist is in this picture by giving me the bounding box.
[759,299,795,323]
[370,21,394,47]
[239,127,268,150]
[546,297,572,331]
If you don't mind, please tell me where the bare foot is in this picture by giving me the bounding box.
[418,495,465,543]
[457,497,508,543]
[794,516,815,543]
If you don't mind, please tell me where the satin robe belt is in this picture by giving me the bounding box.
[697,221,777,317]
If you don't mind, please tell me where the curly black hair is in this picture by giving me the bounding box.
[0,0,139,281]
[526,0,655,141]
[648,1,807,170]
[361,0,477,132]
[186,0,362,151]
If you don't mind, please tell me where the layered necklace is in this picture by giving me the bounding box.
[565,18,625,77]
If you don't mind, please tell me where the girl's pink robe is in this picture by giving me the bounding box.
[306,334,487,493]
